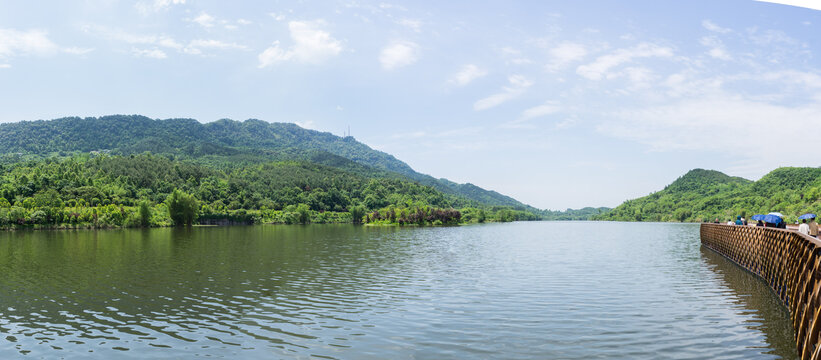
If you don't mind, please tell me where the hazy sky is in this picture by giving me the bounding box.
[1,0,820,210]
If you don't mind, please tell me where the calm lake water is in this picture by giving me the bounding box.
[0,222,797,359]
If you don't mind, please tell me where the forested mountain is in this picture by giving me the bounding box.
[596,167,821,223]
[543,207,612,220]
[0,115,526,208]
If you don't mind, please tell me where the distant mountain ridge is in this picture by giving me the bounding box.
[596,167,821,222]
[0,115,530,209]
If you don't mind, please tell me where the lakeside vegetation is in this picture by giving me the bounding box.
[0,115,531,209]
[595,168,821,223]
[0,153,539,229]
[0,115,612,229]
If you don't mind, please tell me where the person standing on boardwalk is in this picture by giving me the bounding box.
[810,217,819,238]
[735,216,743,225]
[799,219,811,235]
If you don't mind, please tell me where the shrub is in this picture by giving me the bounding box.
[166,189,199,226]
[138,201,152,227]
[350,205,366,224]
[30,210,48,225]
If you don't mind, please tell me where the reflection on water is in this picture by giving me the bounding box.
[700,247,797,359]
[0,222,800,358]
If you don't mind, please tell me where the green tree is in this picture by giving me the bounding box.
[138,201,152,227]
[30,210,48,225]
[34,189,63,208]
[349,205,366,224]
[8,206,25,225]
[296,203,311,224]
[166,189,199,226]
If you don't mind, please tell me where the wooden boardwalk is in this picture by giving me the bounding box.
[702,223,821,359]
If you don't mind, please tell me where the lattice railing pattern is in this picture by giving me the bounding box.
[701,223,821,360]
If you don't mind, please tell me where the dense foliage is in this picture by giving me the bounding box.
[596,168,821,223]
[0,115,528,208]
[0,153,539,229]
[542,207,612,221]
[166,189,198,226]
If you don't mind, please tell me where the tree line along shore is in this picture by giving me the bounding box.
[0,153,540,230]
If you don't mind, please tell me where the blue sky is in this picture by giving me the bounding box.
[1,0,820,210]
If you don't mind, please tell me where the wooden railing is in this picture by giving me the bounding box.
[701,223,821,360]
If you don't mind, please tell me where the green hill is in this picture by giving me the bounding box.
[596,167,821,223]
[543,207,612,221]
[0,115,529,208]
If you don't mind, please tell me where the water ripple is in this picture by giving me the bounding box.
[0,223,799,359]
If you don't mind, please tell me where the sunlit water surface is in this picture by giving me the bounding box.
[0,222,797,359]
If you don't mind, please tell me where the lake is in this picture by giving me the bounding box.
[0,222,797,359]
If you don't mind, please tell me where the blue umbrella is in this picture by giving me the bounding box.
[751,214,766,221]
[799,213,817,220]
[763,214,783,224]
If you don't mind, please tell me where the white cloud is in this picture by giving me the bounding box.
[295,120,317,129]
[758,70,821,88]
[83,25,182,50]
[555,117,577,129]
[754,0,821,11]
[132,47,167,59]
[746,28,801,46]
[85,25,241,58]
[473,75,533,111]
[184,39,247,55]
[449,64,487,86]
[191,12,215,28]
[379,2,408,11]
[599,93,821,178]
[379,40,420,70]
[702,20,731,34]
[521,104,561,120]
[500,46,533,66]
[63,47,94,55]
[135,0,186,14]
[258,20,343,67]
[700,36,731,60]
[397,18,422,32]
[237,19,252,25]
[576,42,674,80]
[622,67,656,89]
[501,103,561,129]
[155,37,183,50]
[660,71,723,98]
[545,42,587,71]
[0,28,91,66]
[0,28,59,58]
[258,42,290,67]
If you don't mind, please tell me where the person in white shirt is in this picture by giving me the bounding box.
[727,219,734,225]
[799,219,810,235]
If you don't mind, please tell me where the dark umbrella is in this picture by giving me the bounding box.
[751,214,766,221]
[799,213,817,220]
